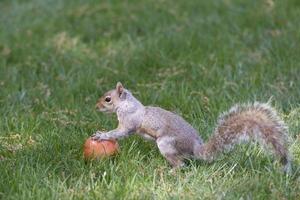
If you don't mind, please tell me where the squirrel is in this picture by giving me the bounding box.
[92,82,292,173]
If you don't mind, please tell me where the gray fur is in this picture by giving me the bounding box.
[93,82,292,172]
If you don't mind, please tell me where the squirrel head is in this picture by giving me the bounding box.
[96,82,129,113]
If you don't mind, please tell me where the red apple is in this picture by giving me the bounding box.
[83,138,119,160]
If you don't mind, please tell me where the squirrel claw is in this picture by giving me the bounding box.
[91,131,111,141]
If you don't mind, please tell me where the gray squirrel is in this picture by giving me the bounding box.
[92,82,291,173]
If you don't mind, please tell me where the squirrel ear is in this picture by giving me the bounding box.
[116,82,125,98]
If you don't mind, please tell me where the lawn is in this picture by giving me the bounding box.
[0,0,300,199]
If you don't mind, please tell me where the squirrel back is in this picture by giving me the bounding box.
[195,102,291,173]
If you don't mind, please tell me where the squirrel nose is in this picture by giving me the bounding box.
[95,102,101,109]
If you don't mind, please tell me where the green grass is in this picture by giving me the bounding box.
[1,0,300,199]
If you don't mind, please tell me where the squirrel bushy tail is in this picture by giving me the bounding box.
[194,102,291,172]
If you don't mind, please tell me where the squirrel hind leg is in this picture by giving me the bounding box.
[164,154,185,168]
[156,136,185,168]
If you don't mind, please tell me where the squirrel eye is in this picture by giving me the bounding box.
[104,96,111,102]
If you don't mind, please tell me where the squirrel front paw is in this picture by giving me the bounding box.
[91,131,110,141]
